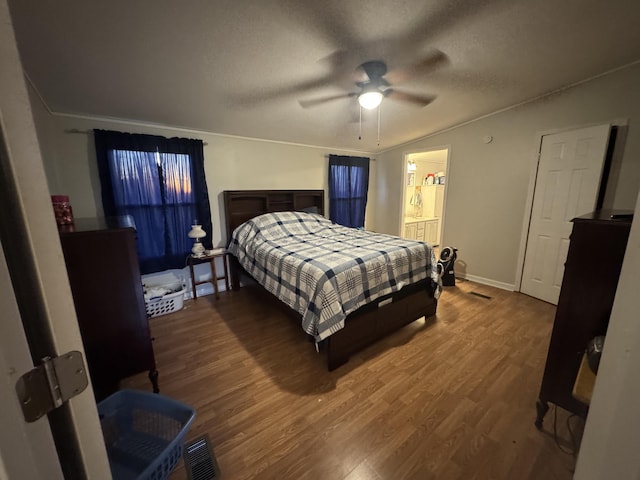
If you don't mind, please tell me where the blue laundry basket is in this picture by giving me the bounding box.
[97,390,196,480]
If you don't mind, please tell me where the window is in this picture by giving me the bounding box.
[328,154,370,228]
[94,130,211,274]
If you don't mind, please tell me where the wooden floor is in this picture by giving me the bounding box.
[124,279,583,479]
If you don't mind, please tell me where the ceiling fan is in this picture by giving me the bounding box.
[298,51,448,111]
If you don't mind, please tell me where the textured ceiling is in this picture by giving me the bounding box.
[8,0,640,153]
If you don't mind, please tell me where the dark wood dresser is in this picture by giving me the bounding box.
[535,210,632,428]
[58,216,158,401]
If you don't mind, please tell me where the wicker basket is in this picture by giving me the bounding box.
[145,289,185,318]
[98,389,195,480]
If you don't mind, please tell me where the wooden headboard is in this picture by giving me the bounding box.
[223,190,324,244]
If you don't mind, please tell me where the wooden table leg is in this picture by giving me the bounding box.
[210,256,220,299]
[189,257,198,299]
[223,253,230,292]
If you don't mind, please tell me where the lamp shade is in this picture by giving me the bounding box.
[188,224,206,240]
[358,90,383,110]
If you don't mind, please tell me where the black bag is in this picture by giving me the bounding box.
[438,247,457,287]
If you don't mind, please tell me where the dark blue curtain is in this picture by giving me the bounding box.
[328,154,370,228]
[94,130,212,274]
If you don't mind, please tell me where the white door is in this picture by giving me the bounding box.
[425,220,439,246]
[404,222,417,240]
[0,245,64,478]
[415,221,426,242]
[0,3,111,476]
[521,124,611,304]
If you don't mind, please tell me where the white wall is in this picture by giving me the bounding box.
[375,62,640,287]
[574,190,640,479]
[30,108,377,247]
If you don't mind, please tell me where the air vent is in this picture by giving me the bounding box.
[184,434,221,480]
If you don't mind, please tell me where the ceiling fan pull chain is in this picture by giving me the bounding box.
[377,104,381,146]
[358,105,362,140]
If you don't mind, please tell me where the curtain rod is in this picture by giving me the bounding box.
[324,154,376,161]
[64,129,209,146]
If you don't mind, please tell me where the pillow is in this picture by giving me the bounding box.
[300,205,319,214]
[244,211,330,240]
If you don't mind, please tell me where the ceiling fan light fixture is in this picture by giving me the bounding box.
[358,90,383,110]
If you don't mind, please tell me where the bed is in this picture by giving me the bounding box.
[223,189,441,370]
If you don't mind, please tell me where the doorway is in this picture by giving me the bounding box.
[400,148,449,250]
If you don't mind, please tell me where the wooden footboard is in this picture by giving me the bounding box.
[230,256,436,370]
[326,282,437,370]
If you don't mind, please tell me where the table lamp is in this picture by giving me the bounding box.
[188,223,206,257]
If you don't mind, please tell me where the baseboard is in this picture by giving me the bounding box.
[457,274,515,292]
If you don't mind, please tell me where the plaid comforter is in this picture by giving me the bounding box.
[228,212,441,341]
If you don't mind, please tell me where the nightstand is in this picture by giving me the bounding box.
[188,250,230,300]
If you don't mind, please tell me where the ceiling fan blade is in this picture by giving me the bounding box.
[390,0,509,58]
[231,49,356,107]
[299,93,355,109]
[231,73,341,107]
[353,63,370,85]
[385,89,436,107]
[283,1,360,52]
[385,50,449,84]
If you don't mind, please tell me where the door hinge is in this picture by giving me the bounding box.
[15,351,89,422]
